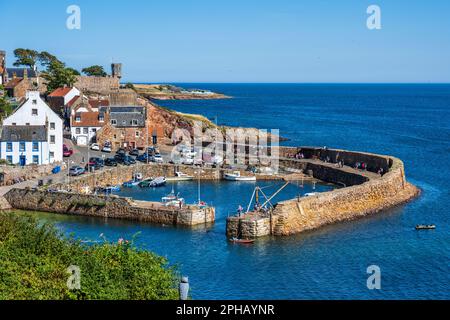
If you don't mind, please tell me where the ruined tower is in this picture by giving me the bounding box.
[111,63,122,79]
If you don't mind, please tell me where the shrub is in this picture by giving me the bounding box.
[0,213,179,300]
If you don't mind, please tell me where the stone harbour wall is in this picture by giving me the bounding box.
[272,156,419,236]
[4,188,215,226]
[227,148,420,239]
[0,162,66,186]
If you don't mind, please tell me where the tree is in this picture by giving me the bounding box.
[66,67,81,76]
[37,51,61,67]
[82,65,107,77]
[13,48,39,69]
[0,88,14,118]
[41,60,77,93]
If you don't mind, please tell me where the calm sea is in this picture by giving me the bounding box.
[37,84,450,299]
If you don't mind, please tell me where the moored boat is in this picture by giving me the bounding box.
[224,171,256,181]
[123,173,143,187]
[229,237,255,244]
[161,189,185,207]
[415,224,436,230]
[166,171,194,181]
[139,176,167,188]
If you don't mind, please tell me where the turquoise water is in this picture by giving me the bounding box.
[39,84,450,299]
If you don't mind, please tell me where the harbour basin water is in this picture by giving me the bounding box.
[24,84,450,299]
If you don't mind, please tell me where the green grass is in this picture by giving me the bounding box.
[0,212,180,300]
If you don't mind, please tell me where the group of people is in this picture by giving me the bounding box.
[236,202,270,216]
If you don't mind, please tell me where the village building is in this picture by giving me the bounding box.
[47,86,81,117]
[70,101,108,146]
[96,105,163,150]
[0,91,63,165]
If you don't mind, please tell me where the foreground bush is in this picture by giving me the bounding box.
[0,213,179,300]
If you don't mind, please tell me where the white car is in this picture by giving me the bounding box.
[90,143,100,151]
[181,157,194,165]
[102,145,112,153]
[153,154,164,163]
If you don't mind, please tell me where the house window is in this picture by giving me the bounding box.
[19,142,26,152]
[99,115,104,122]
[113,134,117,139]
[6,156,12,164]
[32,108,38,116]
[122,120,126,126]
[49,152,54,159]
[76,128,81,134]
[32,142,39,152]
[32,155,39,164]
[26,123,30,126]
[6,142,12,152]
[50,122,55,130]
[83,128,88,134]
[75,115,81,122]
[12,123,16,126]
[92,128,97,133]
[50,135,55,144]
[135,131,140,137]
[132,119,138,126]
[111,119,117,125]
[32,99,37,105]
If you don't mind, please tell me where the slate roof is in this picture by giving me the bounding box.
[6,67,37,79]
[100,105,146,127]
[1,125,47,142]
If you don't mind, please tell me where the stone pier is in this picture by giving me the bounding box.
[226,147,420,239]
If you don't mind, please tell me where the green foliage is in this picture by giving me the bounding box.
[0,95,14,118]
[0,213,179,300]
[13,48,39,68]
[66,67,81,76]
[41,60,77,93]
[124,82,136,90]
[37,51,61,68]
[82,65,107,77]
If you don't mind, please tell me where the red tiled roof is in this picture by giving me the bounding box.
[67,95,80,107]
[89,99,110,108]
[48,87,73,97]
[72,111,107,127]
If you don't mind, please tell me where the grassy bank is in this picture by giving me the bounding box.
[0,212,179,300]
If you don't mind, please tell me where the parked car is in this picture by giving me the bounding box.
[136,154,149,162]
[104,157,118,166]
[85,161,102,172]
[153,154,164,163]
[116,148,126,156]
[181,157,194,165]
[124,155,136,164]
[102,145,112,153]
[69,166,85,176]
[90,143,100,151]
[63,144,73,157]
[89,157,104,167]
[129,148,140,156]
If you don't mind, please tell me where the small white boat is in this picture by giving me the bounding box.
[161,189,185,207]
[166,171,194,181]
[224,171,256,181]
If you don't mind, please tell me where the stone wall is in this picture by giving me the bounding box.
[52,163,222,192]
[0,162,66,186]
[227,149,419,239]
[75,76,120,94]
[4,188,215,226]
[280,146,391,173]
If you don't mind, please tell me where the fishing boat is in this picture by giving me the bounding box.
[123,173,143,187]
[165,171,194,181]
[415,224,436,230]
[95,185,121,194]
[139,176,166,188]
[224,171,256,181]
[229,237,255,244]
[161,188,185,207]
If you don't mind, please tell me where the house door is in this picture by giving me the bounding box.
[19,155,26,166]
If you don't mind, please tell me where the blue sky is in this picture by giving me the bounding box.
[1,0,450,83]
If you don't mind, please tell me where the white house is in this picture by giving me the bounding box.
[1,91,63,165]
[70,101,106,146]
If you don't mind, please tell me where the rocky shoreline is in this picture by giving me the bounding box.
[133,84,231,100]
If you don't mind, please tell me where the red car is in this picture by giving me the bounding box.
[63,144,73,157]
